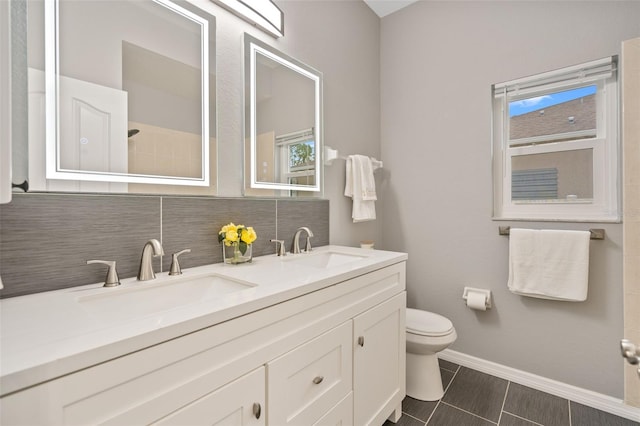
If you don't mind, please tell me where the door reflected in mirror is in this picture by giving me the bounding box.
[244,34,323,197]
[18,0,217,194]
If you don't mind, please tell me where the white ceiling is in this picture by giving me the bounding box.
[363,0,419,18]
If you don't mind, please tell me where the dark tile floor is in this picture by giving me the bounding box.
[384,359,640,426]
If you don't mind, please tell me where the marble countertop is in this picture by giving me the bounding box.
[0,245,407,396]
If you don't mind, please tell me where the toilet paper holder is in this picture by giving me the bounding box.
[462,287,492,309]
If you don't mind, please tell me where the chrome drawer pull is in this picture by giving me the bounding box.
[253,402,261,419]
[358,336,365,347]
[312,376,324,384]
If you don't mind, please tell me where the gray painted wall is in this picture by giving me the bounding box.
[379,1,640,398]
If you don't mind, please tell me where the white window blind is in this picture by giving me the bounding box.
[493,57,616,99]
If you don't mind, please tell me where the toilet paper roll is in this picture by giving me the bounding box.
[466,291,487,311]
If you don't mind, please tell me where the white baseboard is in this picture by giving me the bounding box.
[439,349,640,423]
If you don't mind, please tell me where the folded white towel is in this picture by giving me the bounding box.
[344,155,377,222]
[507,229,590,301]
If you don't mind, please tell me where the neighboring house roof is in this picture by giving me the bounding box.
[510,94,596,140]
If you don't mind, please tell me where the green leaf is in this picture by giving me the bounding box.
[218,232,225,243]
[239,241,247,255]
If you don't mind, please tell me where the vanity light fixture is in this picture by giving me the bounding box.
[211,0,283,37]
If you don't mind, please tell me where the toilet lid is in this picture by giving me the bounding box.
[406,308,454,337]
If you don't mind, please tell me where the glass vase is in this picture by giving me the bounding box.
[223,243,252,264]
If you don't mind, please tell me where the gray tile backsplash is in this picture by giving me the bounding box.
[277,199,330,250]
[0,194,161,298]
[161,197,277,271]
[0,194,329,298]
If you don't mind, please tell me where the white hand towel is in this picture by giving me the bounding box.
[507,229,590,301]
[344,155,376,222]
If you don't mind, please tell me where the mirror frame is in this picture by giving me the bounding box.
[44,0,212,186]
[244,33,323,193]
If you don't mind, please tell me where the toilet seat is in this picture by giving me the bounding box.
[406,308,454,337]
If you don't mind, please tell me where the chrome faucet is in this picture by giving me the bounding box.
[291,227,314,254]
[137,239,164,281]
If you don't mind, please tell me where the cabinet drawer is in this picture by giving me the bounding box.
[153,367,265,426]
[313,392,353,426]
[267,321,352,426]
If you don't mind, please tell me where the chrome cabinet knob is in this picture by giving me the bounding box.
[252,402,261,419]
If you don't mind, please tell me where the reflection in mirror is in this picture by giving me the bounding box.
[16,0,217,194]
[244,34,322,197]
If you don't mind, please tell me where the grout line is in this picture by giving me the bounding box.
[439,401,498,425]
[497,381,510,425]
[275,200,279,239]
[425,366,460,425]
[425,400,441,425]
[442,366,459,395]
[568,399,572,426]
[502,410,545,426]
[400,412,427,425]
[159,197,163,272]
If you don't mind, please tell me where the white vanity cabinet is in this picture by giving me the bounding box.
[0,261,406,426]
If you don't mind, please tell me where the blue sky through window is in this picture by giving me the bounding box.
[509,85,597,117]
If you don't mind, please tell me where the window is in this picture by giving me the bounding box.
[492,57,620,221]
[276,128,316,188]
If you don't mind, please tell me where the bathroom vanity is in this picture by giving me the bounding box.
[0,246,407,425]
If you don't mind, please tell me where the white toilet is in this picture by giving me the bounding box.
[405,308,457,401]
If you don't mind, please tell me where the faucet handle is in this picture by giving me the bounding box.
[169,249,191,276]
[87,260,121,287]
[270,239,286,256]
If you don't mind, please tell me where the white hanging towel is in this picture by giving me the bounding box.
[344,155,377,222]
[507,228,590,301]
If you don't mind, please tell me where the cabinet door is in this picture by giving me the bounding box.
[353,292,406,426]
[154,367,265,426]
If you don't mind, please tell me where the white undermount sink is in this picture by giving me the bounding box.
[77,273,256,320]
[284,250,368,269]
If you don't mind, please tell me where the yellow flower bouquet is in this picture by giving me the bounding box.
[218,222,257,264]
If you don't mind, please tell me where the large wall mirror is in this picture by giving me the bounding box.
[244,34,323,197]
[12,0,217,194]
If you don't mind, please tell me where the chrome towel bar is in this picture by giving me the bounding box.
[498,226,605,240]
